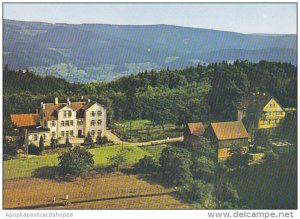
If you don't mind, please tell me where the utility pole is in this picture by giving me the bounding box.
[24,129,28,159]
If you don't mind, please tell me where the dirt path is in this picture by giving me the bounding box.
[4,173,191,209]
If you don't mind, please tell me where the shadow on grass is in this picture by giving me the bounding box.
[31,166,59,180]
[6,190,177,209]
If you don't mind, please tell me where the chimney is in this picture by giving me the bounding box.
[40,102,44,107]
[81,96,84,100]
[68,100,71,105]
[67,98,69,102]
[263,93,266,96]
[88,99,90,103]
[54,97,59,105]
[42,104,45,110]
[257,91,260,95]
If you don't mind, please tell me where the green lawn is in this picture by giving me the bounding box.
[3,145,165,180]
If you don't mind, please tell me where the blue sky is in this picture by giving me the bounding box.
[3,3,297,34]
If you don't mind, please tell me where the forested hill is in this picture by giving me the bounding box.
[3,19,297,82]
[3,60,297,135]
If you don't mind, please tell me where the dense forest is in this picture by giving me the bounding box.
[3,60,297,136]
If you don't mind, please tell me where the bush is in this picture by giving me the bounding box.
[215,180,240,209]
[227,144,249,169]
[254,129,271,148]
[28,143,40,155]
[159,146,192,186]
[134,155,158,174]
[179,180,216,208]
[3,139,18,157]
[50,137,57,150]
[58,146,94,177]
[263,151,278,162]
[179,179,240,209]
[192,153,217,182]
[96,135,110,145]
[84,132,94,147]
[65,137,72,148]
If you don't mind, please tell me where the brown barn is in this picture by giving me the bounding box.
[204,121,249,160]
[183,122,205,149]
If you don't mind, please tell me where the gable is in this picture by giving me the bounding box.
[187,122,205,137]
[84,102,106,112]
[262,98,284,112]
[57,105,76,112]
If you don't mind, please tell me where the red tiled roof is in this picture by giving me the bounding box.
[43,102,86,121]
[210,121,248,140]
[11,114,39,127]
[187,122,205,137]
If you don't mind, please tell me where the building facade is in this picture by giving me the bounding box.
[11,97,107,146]
[237,93,286,130]
[204,121,249,161]
[183,122,205,149]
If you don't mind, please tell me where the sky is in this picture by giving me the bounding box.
[3,3,297,34]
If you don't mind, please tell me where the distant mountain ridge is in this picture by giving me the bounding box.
[3,19,297,83]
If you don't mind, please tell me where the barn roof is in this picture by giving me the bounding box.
[11,114,39,127]
[210,121,248,140]
[187,122,205,137]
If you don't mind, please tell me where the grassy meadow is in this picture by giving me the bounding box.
[3,144,166,180]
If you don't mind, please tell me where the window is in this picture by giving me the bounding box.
[97,130,102,136]
[91,120,95,126]
[52,132,56,138]
[91,130,95,136]
[52,121,56,127]
[34,134,38,141]
[70,120,73,126]
[68,111,72,117]
[70,130,74,137]
[43,134,46,140]
[97,119,102,125]
[65,120,70,126]
[97,111,102,116]
[61,131,64,137]
[61,121,64,126]
[63,111,67,118]
[66,131,69,137]
[91,111,95,117]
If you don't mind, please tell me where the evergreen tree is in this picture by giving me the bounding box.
[65,137,72,148]
[39,136,45,153]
